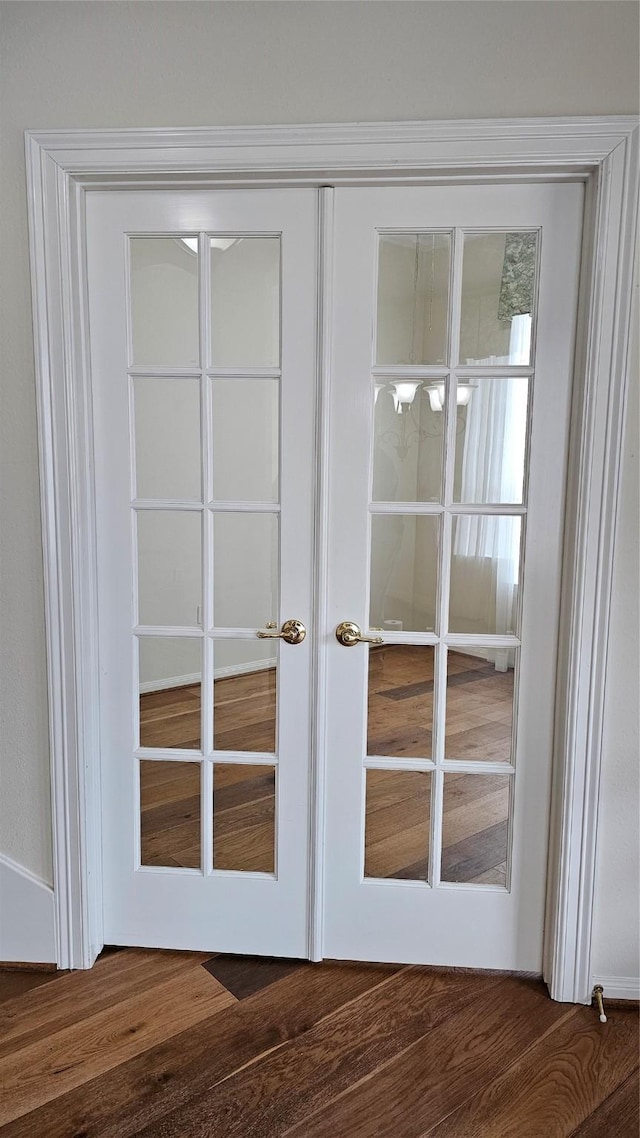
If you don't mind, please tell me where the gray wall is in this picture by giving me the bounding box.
[0,1,637,978]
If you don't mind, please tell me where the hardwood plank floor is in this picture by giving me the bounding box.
[0,956,233,1127]
[12,650,631,1132]
[139,648,514,884]
[0,967,60,1006]
[0,950,636,1136]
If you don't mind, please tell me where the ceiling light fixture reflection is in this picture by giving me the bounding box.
[180,237,199,254]
[425,382,477,412]
[210,237,240,251]
[180,236,240,254]
[389,380,422,413]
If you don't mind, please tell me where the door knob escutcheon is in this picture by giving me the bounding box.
[257,619,306,645]
[335,621,383,647]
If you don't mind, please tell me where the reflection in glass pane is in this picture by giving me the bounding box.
[372,382,444,503]
[130,237,199,367]
[445,650,514,763]
[370,514,439,633]
[210,237,280,367]
[376,233,450,365]
[441,773,510,886]
[212,380,279,502]
[213,763,275,872]
[453,378,529,504]
[138,638,202,750]
[449,515,521,635]
[213,640,277,753]
[459,232,537,366]
[364,769,431,880]
[213,512,278,628]
[137,511,202,627]
[134,378,201,501]
[367,645,434,759]
[140,760,200,869]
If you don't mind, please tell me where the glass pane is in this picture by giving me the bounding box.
[370,514,439,633]
[445,650,515,763]
[134,378,201,500]
[138,638,202,750]
[459,232,537,366]
[372,381,444,503]
[212,379,279,502]
[210,237,280,367]
[213,763,275,872]
[364,769,431,880]
[137,511,201,627]
[442,773,510,886]
[449,515,521,635]
[368,645,434,759]
[140,760,200,869]
[213,640,277,753]
[213,512,278,628]
[130,237,199,367]
[453,377,529,504]
[376,233,450,365]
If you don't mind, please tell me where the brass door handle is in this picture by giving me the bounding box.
[335,621,383,647]
[257,619,306,645]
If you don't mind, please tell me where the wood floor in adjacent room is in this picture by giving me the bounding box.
[0,949,638,1137]
[139,647,515,884]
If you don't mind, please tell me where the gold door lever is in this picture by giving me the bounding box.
[257,619,306,645]
[336,621,384,647]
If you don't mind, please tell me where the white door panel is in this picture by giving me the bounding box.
[323,183,583,968]
[87,181,583,968]
[87,189,318,955]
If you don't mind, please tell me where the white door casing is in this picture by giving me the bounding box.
[25,119,638,1002]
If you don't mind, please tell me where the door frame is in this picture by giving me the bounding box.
[25,117,638,1001]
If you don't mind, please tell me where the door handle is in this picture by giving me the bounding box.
[257,619,306,645]
[335,621,384,647]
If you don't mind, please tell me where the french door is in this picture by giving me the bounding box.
[86,181,583,968]
[324,185,583,968]
[87,190,318,955]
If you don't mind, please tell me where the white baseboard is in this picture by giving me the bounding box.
[0,852,56,964]
[214,658,276,680]
[139,658,276,693]
[139,671,202,694]
[591,975,640,1001]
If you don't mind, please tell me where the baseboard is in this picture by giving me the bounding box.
[214,659,276,680]
[591,975,640,1002]
[0,852,56,964]
[139,672,202,694]
[139,659,276,693]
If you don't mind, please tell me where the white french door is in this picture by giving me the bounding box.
[86,181,583,969]
[87,189,318,955]
[323,184,583,968]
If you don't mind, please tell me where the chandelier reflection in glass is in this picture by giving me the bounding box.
[374,379,476,460]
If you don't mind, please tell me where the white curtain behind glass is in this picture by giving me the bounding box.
[455,314,531,670]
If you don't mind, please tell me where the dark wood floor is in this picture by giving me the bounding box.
[0,949,637,1136]
[139,648,513,884]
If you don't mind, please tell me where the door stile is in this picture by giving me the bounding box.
[307,186,335,961]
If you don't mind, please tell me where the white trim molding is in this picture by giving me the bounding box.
[0,853,56,964]
[139,659,276,693]
[591,976,640,1003]
[25,117,638,996]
